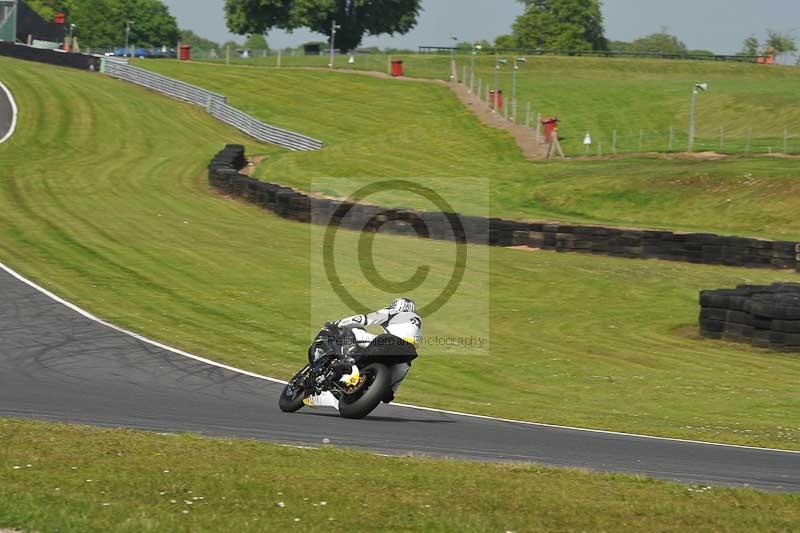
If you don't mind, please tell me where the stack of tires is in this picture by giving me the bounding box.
[699,283,800,352]
[208,144,246,172]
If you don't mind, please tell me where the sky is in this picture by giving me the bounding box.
[162,0,800,55]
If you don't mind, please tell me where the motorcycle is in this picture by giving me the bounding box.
[279,323,418,419]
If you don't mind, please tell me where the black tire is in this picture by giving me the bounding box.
[338,363,391,420]
[279,366,310,413]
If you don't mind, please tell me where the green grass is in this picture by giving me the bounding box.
[2,419,799,532]
[142,60,800,241]
[2,56,800,449]
[199,52,800,156]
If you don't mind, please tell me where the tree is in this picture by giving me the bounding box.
[124,0,180,48]
[224,0,422,52]
[629,30,687,55]
[180,30,221,51]
[512,0,607,52]
[66,0,125,47]
[494,34,517,50]
[244,33,269,51]
[607,39,633,53]
[740,36,760,56]
[455,39,492,52]
[24,0,67,21]
[765,29,797,62]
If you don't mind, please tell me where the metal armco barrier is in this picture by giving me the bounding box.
[208,99,323,152]
[103,59,323,152]
[103,58,223,107]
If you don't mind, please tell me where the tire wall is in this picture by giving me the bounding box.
[522,226,799,271]
[699,284,800,353]
[209,145,492,246]
[210,146,800,273]
[0,41,100,71]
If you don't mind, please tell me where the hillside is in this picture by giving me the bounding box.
[0,56,799,448]
[143,59,800,241]
[202,53,800,155]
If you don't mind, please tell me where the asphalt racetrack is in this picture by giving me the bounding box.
[1,266,799,492]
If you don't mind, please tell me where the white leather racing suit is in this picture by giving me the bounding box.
[336,307,423,348]
[306,307,422,409]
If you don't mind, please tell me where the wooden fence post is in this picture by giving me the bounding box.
[536,113,542,142]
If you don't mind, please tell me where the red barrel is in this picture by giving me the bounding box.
[391,60,404,77]
[541,117,559,142]
[489,89,504,111]
[179,45,192,61]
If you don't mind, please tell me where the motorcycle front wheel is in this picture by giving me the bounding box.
[338,363,391,419]
[279,366,310,413]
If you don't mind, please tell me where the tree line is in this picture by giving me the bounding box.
[25,0,272,52]
[27,0,797,63]
[221,0,798,63]
[740,31,798,63]
[26,0,179,48]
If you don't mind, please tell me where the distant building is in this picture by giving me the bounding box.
[0,0,64,45]
[16,0,64,44]
[0,0,17,42]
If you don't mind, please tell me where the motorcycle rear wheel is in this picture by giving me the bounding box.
[338,363,391,419]
[279,366,309,413]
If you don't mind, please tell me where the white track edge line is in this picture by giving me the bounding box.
[0,261,287,386]
[0,81,18,145]
[1,259,798,456]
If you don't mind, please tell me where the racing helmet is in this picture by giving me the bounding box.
[389,298,417,314]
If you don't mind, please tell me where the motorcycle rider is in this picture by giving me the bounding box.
[304,298,422,409]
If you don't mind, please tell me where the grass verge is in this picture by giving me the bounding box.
[1,418,799,532]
